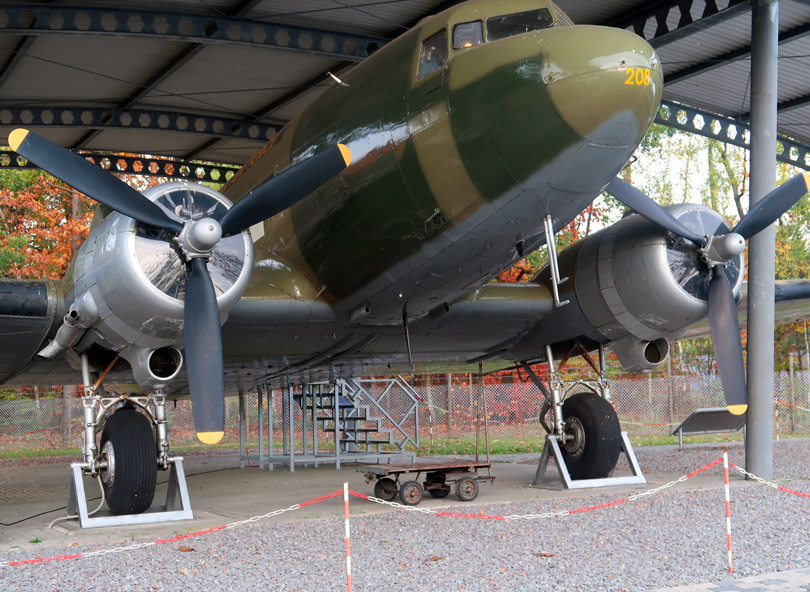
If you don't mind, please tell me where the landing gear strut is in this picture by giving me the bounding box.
[76,354,170,515]
[523,343,645,488]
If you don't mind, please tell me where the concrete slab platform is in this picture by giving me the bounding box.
[1,451,746,555]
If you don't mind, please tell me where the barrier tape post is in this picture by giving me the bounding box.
[775,401,780,442]
[344,482,352,592]
[723,451,733,574]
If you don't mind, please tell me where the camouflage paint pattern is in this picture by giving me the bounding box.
[222,0,661,320]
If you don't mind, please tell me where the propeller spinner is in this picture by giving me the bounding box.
[10,129,352,443]
[606,173,810,415]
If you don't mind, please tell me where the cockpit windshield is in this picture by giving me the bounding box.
[486,8,556,41]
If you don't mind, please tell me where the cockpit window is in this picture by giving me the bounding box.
[486,8,555,41]
[418,30,448,80]
[452,21,483,49]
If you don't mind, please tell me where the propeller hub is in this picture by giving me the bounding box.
[176,217,223,257]
[699,233,746,269]
[715,233,746,260]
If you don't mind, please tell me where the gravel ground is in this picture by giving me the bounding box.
[3,440,810,591]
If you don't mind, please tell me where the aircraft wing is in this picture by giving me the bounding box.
[678,279,810,340]
[0,280,554,390]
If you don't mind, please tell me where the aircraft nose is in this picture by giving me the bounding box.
[545,27,662,147]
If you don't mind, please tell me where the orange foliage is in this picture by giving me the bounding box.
[0,175,93,279]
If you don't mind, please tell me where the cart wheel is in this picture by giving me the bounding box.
[374,477,398,501]
[399,480,423,506]
[428,487,450,499]
[456,477,479,502]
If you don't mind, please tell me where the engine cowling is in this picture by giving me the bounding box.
[510,204,744,372]
[45,182,254,390]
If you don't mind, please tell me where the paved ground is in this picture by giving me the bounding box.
[1,447,809,590]
[653,567,810,591]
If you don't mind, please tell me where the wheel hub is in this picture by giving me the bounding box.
[563,416,586,457]
[99,439,116,487]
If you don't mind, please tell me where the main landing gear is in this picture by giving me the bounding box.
[523,344,645,488]
[66,354,193,526]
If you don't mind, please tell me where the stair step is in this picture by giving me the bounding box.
[323,426,382,433]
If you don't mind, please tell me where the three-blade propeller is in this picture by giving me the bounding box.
[10,129,352,442]
[606,173,810,415]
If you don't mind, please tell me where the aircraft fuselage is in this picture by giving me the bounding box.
[223,0,662,325]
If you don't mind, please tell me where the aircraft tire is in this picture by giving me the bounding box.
[99,409,157,515]
[560,392,621,480]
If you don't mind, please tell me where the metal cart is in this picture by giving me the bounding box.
[359,460,494,505]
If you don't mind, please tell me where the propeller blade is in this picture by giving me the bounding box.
[605,178,708,246]
[732,172,810,239]
[8,129,183,234]
[184,257,225,444]
[219,144,352,236]
[708,266,747,415]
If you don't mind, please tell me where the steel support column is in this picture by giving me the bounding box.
[746,0,779,479]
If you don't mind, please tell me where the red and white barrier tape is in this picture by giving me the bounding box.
[775,398,810,414]
[4,456,810,570]
[0,489,343,569]
[351,457,725,520]
[729,462,810,499]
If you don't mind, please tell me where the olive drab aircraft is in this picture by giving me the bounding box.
[2,0,810,515]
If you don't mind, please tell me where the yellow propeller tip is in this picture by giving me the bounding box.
[338,143,352,167]
[8,129,29,152]
[801,172,810,193]
[197,431,224,444]
[727,404,747,416]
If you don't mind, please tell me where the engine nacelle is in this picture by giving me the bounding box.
[45,182,254,390]
[510,204,743,372]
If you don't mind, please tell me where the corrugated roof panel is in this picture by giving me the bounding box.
[82,129,215,158]
[656,12,753,78]
[0,36,187,105]
[137,45,341,118]
[776,36,810,106]
[267,84,330,122]
[555,0,648,26]
[778,105,810,144]
[248,0,447,37]
[193,137,269,166]
[666,59,753,118]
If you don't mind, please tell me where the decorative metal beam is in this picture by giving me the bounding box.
[0,150,240,183]
[606,0,751,48]
[0,5,390,61]
[656,98,810,170]
[0,106,281,142]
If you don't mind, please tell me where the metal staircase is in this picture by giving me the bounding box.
[296,389,397,453]
[239,377,419,471]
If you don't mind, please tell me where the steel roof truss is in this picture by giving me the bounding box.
[657,99,810,171]
[0,5,390,61]
[0,106,281,143]
[608,0,751,48]
[0,150,240,183]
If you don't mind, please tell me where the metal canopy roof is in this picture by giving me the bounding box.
[1,0,809,172]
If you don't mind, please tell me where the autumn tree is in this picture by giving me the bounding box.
[0,170,94,279]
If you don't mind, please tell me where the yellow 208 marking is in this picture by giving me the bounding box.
[624,67,651,86]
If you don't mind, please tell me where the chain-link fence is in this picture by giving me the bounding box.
[2,361,809,453]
